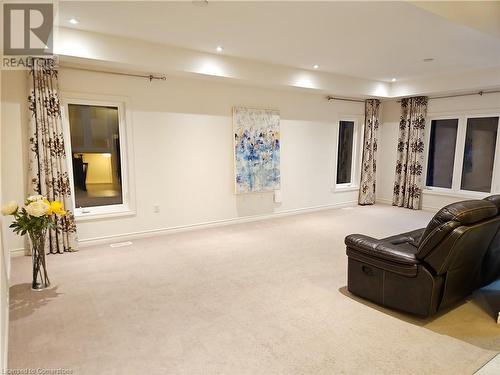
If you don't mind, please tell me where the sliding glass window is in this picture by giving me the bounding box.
[461,117,499,192]
[425,114,499,195]
[337,120,355,185]
[67,103,125,212]
[426,119,458,189]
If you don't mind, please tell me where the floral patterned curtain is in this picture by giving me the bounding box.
[392,96,428,210]
[358,99,380,205]
[28,58,77,253]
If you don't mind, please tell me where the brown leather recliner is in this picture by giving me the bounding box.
[345,195,500,317]
[482,195,500,286]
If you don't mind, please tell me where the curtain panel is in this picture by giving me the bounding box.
[358,99,380,205]
[392,96,428,210]
[28,58,78,254]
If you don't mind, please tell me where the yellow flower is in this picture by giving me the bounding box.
[47,201,66,216]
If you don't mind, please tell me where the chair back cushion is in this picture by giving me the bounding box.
[484,195,500,211]
[417,200,498,259]
[417,200,499,308]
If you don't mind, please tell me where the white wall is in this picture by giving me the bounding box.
[377,93,500,210]
[1,71,29,254]
[1,68,364,251]
[0,226,7,372]
[0,69,10,371]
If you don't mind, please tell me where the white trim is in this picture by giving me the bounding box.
[60,92,137,221]
[75,209,136,222]
[9,248,26,258]
[333,186,360,193]
[426,107,500,118]
[376,198,392,204]
[423,187,489,200]
[77,200,358,247]
[376,197,441,213]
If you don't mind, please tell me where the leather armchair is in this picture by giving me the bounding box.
[345,196,500,317]
[481,195,500,287]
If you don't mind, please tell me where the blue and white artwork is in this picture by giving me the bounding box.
[233,107,280,193]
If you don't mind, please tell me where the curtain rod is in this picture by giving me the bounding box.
[397,89,500,102]
[62,66,167,81]
[328,89,500,104]
[326,96,365,103]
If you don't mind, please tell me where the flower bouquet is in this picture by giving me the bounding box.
[2,195,66,290]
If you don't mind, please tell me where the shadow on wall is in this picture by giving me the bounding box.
[9,284,62,321]
[235,192,281,217]
[339,284,500,351]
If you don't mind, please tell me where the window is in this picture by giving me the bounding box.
[461,117,498,192]
[63,98,132,218]
[425,115,499,195]
[426,119,458,188]
[336,120,355,185]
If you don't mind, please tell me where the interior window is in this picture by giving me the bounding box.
[68,104,123,209]
[337,120,355,185]
[426,119,458,188]
[461,116,499,192]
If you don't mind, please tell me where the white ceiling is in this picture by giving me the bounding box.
[58,1,500,82]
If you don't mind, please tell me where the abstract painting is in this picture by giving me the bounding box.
[233,107,280,193]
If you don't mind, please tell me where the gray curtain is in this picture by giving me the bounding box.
[392,96,428,210]
[358,99,380,205]
[28,58,78,253]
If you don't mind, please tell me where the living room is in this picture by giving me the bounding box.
[1,1,499,374]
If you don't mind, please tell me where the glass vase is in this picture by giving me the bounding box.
[29,229,50,290]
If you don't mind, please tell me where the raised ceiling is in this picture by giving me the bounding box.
[58,1,500,83]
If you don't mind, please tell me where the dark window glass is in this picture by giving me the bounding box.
[426,119,458,188]
[68,104,123,208]
[461,117,499,192]
[337,121,354,184]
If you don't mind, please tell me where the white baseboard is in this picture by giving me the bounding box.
[8,198,438,255]
[77,200,358,248]
[10,248,25,258]
[376,198,392,205]
[421,205,442,213]
[376,197,440,212]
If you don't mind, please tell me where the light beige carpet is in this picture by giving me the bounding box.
[8,205,500,374]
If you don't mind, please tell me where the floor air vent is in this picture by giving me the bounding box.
[109,241,133,248]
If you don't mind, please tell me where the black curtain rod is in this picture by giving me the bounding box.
[62,66,166,81]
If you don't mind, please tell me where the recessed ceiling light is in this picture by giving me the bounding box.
[423,58,435,62]
[391,78,397,82]
[216,46,223,52]
[68,18,79,25]
[313,64,319,69]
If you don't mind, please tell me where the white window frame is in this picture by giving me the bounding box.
[423,111,500,198]
[333,116,362,191]
[61,92,136,221]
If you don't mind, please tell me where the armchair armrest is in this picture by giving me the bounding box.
[381,228,425,247]
[345,234,419,266]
